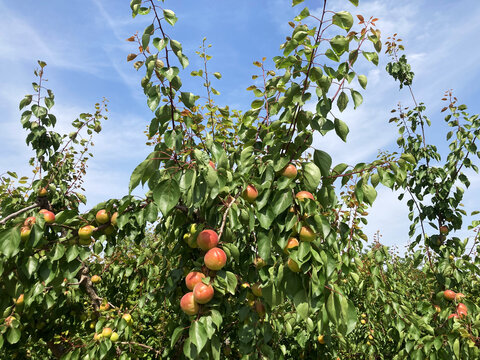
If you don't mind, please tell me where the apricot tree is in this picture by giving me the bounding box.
[1,0,480,359]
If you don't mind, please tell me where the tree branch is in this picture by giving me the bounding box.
[119,341,161,357]
[0,203,40,225]
[218,192,241,241]
[78,264,102,311]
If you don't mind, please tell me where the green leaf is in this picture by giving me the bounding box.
[142,24,154,50]
[171,326,184,348]
[251,99,264,109]
[164,67,180,82]
[6,328,20,344]
[313,150,332,177]
[453,338,460,358]
[363,185,377,205]
[180,92,196,109]
[23,256,38,278]
[332,11,353,31]
[271,191,293,216]
[153,179,181,216]
[210,310,223,329]
[51,243,65,261]
[129,159,149,193]
[19,95,33,110]
[257,231,272,260]
[325,49,340,62]
[163,9,178,26]
[342,297,357,335]
[225,271,238,295]
[334,118,349,142]
[337,91,349,112]
[129,154,159,193]
[326,292,338,324]
[292,0,305,6]
[400,153,416,164]
[350,89,363,109]
[66,245,79,263]
[189,321,208,353]
[153,37,168,52]
[0,227,21,258]
[357,74,367,89]
[296,302,309,320]
[363,52,379,66]
[349,0,359,5]
[303,163,321,192]
[170,39,182,54]
[294,8,310,21]
[330,35,349,54]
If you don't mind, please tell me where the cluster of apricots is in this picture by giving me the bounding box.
[77,210,118,246]
[92,313,132,343]
[286,188,317,273]
[20,208,55,241]
[443,290,468,319]
[180,229,227,315]
[180,163,318,315]
[20,187,117,247]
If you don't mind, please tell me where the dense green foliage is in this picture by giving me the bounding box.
[1,0,480,359]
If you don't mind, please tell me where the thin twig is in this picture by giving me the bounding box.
[218,191,241,241]
[119,341,161,357]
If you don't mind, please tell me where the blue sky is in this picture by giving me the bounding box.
[1,0,480,251]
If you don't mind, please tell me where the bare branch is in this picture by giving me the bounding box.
[0,203,40,225]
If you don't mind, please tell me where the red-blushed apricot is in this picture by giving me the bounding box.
[209,160,216,170]
[102,327,113,338]
[40,210,55,224]
[299,226,316,242]
[254,300,266,318]
[281,164,297,179]
[20,227,31,241]
[457,303,467,312]
[251,282,262,297]
[196,230,219,251]
[254,257,266,269]
[284,237,299,254]
[122,313,132,324]
[78,225,95,240]
[204,247,227,271]
[24,216,36,227]
[443,290,456,301]
[185,272,206,291]
[448,313,459,320]
[96,209,110,224]
[457,303,468,317]
[193,283,214,304]
[243,185,258,203]
[15,294,24,306]
[111,212,119,226]
[455,292,465,301]
[287,258,300,272]
[295,191,314,201]
[180,292,199,315]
